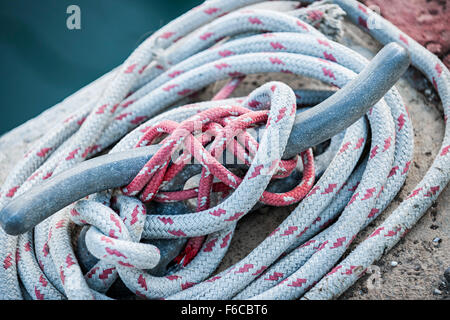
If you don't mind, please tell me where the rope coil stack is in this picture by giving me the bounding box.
[0,0,448,300]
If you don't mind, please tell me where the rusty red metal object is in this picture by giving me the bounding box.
[362,0,449,67]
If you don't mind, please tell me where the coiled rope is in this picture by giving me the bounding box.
[0,0,448,300]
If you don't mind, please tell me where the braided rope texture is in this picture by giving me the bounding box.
[0,0,448,300]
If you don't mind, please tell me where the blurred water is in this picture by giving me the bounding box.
[0,0,199,134]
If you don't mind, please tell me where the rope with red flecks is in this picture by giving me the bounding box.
[0,0,448,300]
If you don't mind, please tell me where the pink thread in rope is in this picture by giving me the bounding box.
[122,80,315,266]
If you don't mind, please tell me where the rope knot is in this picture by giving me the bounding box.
[70,195,160,286]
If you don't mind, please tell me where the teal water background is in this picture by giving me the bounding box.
[0,0,199,134]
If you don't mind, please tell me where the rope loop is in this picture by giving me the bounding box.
[67,195,160,294]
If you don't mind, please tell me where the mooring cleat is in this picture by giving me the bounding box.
[0,42,410,236]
